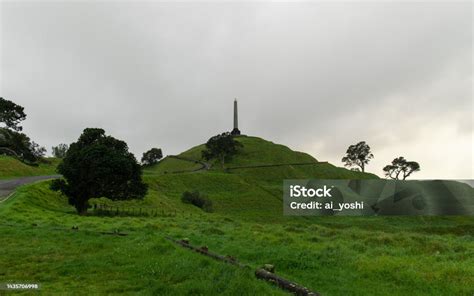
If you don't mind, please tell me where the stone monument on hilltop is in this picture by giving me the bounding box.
[231,99,241,135]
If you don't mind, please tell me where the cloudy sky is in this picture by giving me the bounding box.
[1,1,472,179]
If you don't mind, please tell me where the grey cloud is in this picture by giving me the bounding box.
[1,1,472,178]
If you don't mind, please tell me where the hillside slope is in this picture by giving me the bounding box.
[143,136,473,219]
[146,136,378,178]
[141,136,377,221]
[0,156,59,179]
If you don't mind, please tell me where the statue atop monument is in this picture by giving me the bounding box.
[231,99,241,135]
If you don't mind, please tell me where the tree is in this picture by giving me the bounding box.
[341,141,374,172]
[141,148,163,166]
[0,128,39,163]
[52,143,69,158]
[29,141,46,159]
[383,157,420,180]
[202,132,243,169]
[51,128,148,215]
[0,98,45,164]
[0,97,27,131]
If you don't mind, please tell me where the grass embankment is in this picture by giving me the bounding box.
[1,136,473,295]
[143,157,202,175]
[0,156,60,179]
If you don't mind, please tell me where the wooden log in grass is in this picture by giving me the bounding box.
[255,268,319,296]
[100,231,128,236]
[165,237,249,269]
[166,237,319,295]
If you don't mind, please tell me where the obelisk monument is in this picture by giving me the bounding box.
[231,99,241,135]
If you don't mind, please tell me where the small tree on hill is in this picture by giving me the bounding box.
[202,132,243,169]
[0,97,26,131]
[52,144,69,158]
[341,141,374,172]
[30,141,46,159]
[51,128,148,215]
[383,157,420,180]
[141,148,163,166]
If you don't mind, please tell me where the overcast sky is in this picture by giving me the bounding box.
[1,1,472,179]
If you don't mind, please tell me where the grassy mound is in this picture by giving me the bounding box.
[179,136,317,166]
[142,136,377,221]
[145,136,378,177]
[0,156,60,179]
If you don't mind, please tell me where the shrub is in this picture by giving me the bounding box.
[141,148,163,166]
[181,191,213,212]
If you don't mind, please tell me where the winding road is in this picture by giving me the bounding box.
[0,175,60,203]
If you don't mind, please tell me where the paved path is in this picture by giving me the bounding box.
[167,155,210,173]
[0,175,61,203]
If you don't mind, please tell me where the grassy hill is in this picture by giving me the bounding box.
[0,135,473,295]
[146,136,377,176]
[143,136,378,221]
[0,156,60,179]
[180,136,317,166]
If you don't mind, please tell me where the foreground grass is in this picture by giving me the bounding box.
[0,225,285,295]
[1,182,473,295]
[0,156,59,179]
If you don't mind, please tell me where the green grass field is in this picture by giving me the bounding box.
[0,136,473,295]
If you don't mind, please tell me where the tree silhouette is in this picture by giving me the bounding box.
[383,157,420,180]
[202,132,243,169]
[0,97,26,131]
[52,144,69,158]
[341,141,374,172]
[141,148,163,166]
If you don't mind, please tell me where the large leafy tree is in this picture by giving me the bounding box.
[141,148,163,166]
[341,141,374,172]
[0,97,26,131]
[383,157,420,180]
[51,128,148,215]
[202,132,243,169]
